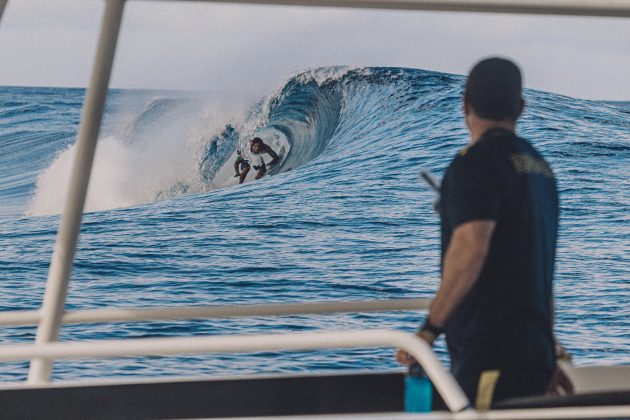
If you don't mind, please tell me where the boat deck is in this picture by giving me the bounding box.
[1,371,629,419]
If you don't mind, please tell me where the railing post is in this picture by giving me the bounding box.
[27,0,126,384]
[0,0,8,24]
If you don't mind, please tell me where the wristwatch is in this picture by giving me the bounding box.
[418,319,443,340]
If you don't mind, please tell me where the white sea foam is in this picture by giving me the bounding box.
[26,96,247,216]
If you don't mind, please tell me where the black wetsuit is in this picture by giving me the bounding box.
[439,127,558,404]
[253,144,279,177]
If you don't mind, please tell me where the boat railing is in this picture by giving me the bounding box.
[0,298,429,326]
[0,298,471,413]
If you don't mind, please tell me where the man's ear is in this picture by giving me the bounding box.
[463,97,471,116]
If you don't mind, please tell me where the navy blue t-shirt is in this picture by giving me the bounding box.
[440,127,558,377]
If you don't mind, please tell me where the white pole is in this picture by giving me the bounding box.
[0,0,7,23]
[0,298,431,327]
[27,0,126,384]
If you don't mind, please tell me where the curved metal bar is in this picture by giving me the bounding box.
[0,329,471,412]
[28,0,126,384]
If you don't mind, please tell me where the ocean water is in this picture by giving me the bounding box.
[0,67,628,383]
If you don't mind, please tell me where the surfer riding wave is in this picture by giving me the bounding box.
[234,137,279,183]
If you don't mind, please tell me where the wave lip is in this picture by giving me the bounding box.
[263,68,346,173]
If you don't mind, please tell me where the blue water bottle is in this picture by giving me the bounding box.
[404,362,432,412]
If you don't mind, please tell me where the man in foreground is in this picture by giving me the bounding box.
[398,58,561,406]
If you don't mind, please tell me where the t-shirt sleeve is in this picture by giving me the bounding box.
[445,152,501,228]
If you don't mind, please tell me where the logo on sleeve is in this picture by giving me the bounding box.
[510,153,554,178]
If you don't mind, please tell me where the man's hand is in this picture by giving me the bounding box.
[547,343,574,396]
[428,220,495,327]
[395,331,436,366]
[547,362,575,396]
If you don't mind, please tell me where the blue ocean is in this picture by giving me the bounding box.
[0,67,628,382]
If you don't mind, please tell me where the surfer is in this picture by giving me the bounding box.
[250,137,279,180]
[397,58,568,407]
[233,150,250,184]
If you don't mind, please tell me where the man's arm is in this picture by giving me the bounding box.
[426,220,496,330]
[397,220,495,364]
[266,147,280,167]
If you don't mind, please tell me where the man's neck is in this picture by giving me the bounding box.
[469,119,516,145]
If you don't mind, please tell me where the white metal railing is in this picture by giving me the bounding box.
[0,298,430,327]
[0,329,471,412]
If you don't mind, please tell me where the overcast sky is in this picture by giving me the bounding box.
[1,1,630,100]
